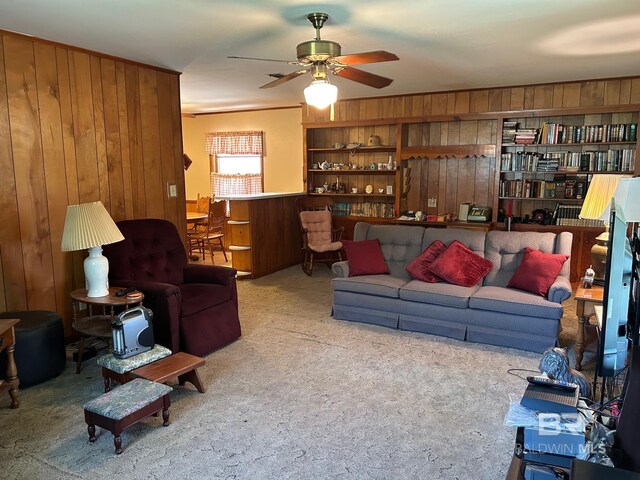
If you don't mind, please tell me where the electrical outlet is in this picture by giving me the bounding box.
[428,198,437,208]
[168,182,177,198]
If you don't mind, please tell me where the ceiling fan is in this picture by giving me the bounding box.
[228,12,399,106]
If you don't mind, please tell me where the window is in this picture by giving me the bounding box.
[205,131,264,196]
[216,154,261,175]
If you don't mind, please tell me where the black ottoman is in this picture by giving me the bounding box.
[0,311,66,388]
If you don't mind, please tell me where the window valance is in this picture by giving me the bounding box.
[211,173,262,196]
[205,131,263,155]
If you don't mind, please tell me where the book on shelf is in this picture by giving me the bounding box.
[553,203,603,227]
[333,202,395,218]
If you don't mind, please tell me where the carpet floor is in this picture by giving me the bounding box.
[0,266,583,479]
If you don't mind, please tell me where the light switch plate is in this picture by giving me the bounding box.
[168,182,177,198]
[428,198,437,208]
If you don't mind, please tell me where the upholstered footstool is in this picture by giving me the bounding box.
[96,345,172,392]
[83,378,172,454]
[0,311,66,388]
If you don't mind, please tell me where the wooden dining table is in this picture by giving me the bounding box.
[186,211,208,223]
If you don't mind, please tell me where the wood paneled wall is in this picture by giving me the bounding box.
[404,120,497,214]
[0,31,186,335]
[303,78,640,124]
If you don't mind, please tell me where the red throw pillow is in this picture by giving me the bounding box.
[406,240,446,282]
[507,247,569,297]
[342,239,389,277]
[426,240,493,287]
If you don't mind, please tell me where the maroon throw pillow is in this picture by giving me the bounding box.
[406,240,446,282]
[342,239,389,277]
[507,247,569,297]
[426,240,493,287]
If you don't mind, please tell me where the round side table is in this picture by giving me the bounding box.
[71,288,144,374]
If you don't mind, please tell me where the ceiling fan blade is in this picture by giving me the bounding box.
[334,67,393,89]
[332,50,399,66]
[228,55,299,65]
[260,69,308,89]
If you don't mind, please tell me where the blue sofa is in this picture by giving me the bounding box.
[331,223,573,353]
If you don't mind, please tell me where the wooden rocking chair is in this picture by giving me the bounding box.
[295,196,344,276]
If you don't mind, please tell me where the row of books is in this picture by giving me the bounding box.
[538,122,637,144]
[333,202,395,218]
[500,173,593,200]
[500,152,557,172]
[553,204,603,227]
[500,149,636,172]
[498,179,556,199]
[502,122,638,145]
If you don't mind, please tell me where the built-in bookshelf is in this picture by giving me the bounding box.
[304,124,400,218]
[499,112,638,224]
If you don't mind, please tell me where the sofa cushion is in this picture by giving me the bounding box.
[469,286,564,320]
[507,247,569,297]
[422,228,486,256]
[400,280,479,308]
[484,231,561,287]
[354,223,426,280]
[427,240,493,287]
[342,239,389,277]
[406,240,446,283]
[332,275,407,299]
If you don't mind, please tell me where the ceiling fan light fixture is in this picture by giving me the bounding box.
[304,79,338,109]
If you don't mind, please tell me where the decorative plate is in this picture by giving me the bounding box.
[365,184,373,194]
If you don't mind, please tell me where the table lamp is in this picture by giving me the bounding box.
[605,177,640,226]
[61,201,124,297]
[579,174,629,284]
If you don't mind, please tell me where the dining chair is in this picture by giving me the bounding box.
[202,200,228,262]
[188,200,227,262]
[188,195,211,259]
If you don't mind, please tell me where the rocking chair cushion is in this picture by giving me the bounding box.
[300,209,344,253]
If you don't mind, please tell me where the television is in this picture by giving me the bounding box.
[598,200,633,378]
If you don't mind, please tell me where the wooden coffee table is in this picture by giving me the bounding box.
[130,352,206,393]
[574,282,604,371]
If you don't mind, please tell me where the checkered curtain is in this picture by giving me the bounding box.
[211,173,262,196]
[205,131,263,155]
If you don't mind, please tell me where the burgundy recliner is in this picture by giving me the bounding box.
[103,218,241,357]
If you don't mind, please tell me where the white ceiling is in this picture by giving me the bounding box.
[2,0,640,114]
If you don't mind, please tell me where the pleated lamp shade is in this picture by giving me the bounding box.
[579,174,628,221]
[61,201,124,252]
[603,177,640,223]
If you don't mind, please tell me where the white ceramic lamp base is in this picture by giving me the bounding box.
[84,245,110,297]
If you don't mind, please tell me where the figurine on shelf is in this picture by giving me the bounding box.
[583,265,595,289]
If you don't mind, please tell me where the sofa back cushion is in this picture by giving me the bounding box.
[484,231,572,287]
[422,228,487,257]
[353,223,425,280]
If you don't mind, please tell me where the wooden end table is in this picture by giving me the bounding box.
[130,352,207,393]
[71,287,144,374]
[574,282,604,371]
[0,318,20,408]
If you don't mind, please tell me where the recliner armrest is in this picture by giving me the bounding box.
[547,276,572,304]
[183,264,237,286]
[332,260,350,278]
